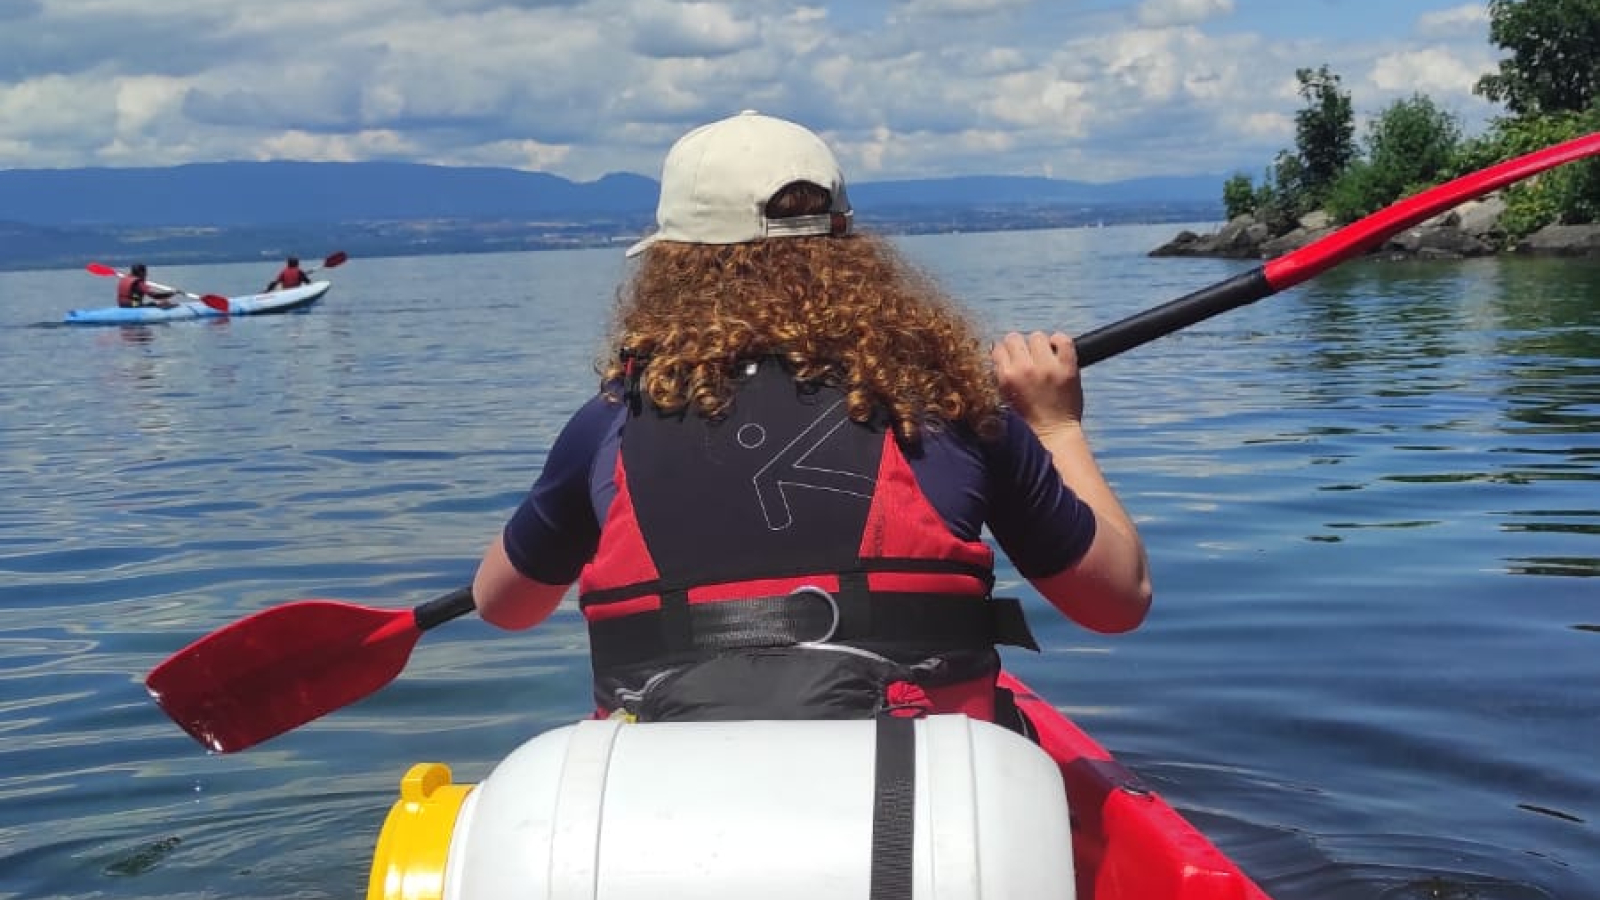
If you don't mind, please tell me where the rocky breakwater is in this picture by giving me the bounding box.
[1150,196,1600,260]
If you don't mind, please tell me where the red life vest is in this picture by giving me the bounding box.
[275,266,308,288]
[116,275,141,307]
[577,358,1037,714]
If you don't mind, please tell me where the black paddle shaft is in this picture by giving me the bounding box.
[1075,269,1273,368]
[414,586,477,631]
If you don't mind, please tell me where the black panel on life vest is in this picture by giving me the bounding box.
[621,357,885,588]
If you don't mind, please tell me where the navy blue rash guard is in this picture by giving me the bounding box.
[503,394,1097,587]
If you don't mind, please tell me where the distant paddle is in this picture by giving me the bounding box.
[84,262,229,311]
[310,250,349,275]
[145,132,1600,754]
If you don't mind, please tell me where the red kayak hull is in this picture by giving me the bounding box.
[1002,672,1273,900]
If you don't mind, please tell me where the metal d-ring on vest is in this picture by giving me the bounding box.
[787,584,841,644]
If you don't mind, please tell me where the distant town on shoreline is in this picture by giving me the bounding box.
[0,200,1225,273]
[0,160,1224,272]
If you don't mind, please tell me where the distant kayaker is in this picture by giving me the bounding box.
[116,263,177,309]
[470,111,1151,728]
[265,256,310,292]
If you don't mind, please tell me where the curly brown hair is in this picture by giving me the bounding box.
[600,187,1001,444]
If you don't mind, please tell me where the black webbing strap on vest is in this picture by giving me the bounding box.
[871,715,917,900]
[585,586,1040,674]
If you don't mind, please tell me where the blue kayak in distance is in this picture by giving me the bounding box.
[63,281,332,325]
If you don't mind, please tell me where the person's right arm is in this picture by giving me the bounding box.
[473,534,567,629]
[472,395,617,629]
[989,331,1151,633]
[135,279,177,303]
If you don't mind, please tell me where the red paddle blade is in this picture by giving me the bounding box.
[145,600,422,753]
[86,263,119,277]
[200,295,231,313]
[322,251,349,269]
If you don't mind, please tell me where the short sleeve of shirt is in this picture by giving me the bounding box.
[977,411,1098,579]
[501,394,623,585]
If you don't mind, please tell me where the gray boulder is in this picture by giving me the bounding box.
[1515,224,1600,256]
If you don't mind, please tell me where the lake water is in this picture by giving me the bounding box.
[1,224,1596,900]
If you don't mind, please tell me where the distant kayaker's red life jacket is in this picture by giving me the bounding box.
[116,275,141,307]
[577,358,1037,718]
[275,266,308,288]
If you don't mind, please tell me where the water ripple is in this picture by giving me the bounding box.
[2,238,1597,899]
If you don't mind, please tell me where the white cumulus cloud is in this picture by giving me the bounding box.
[1137,0,1234,28]
[1417,4,1489,38]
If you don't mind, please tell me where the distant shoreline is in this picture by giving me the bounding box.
[1,201,1223,273]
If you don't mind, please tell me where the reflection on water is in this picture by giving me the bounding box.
[0,236,1596,900]
[115,325,156,346]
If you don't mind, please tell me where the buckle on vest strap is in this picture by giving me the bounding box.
[789,585,840,644]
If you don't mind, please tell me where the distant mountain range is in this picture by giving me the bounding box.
[0,160,1226,271]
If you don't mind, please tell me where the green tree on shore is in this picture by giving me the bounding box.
[1471,0,1600,232]
[1324,95,1462,223]
[1475,0,1600,115]
[1225,0,1599,237]
[1292,66,1357,207]
[1223,66,1355,227]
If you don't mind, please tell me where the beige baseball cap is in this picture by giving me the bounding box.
[626,110,853,257]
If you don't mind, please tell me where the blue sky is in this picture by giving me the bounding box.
[0,0,1505,184]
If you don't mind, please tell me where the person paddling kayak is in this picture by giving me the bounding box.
[471,110,1151,725]
[116,263,177,309]
[265,256,310,292]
